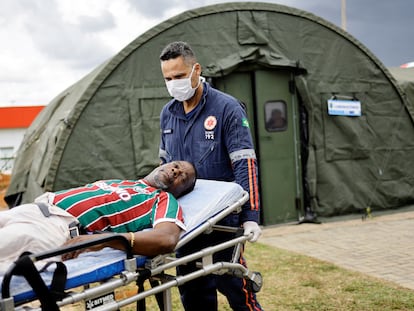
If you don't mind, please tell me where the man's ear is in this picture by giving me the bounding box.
[195,62,202,75]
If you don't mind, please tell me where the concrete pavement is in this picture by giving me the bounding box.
[260,206,414,290]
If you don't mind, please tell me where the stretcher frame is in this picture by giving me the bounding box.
[0,181,262,311]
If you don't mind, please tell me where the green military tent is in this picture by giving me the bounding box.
[6,2,414,225]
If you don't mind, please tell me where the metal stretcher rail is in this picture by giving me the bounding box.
[52,233,262,311]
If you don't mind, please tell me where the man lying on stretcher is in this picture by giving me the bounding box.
[0,161,196,272]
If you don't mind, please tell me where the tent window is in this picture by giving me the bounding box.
[265,101,287,132]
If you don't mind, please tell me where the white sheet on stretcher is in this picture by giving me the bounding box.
[180,179,244,234]
[0,179,244,302]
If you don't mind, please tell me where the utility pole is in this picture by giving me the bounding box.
[341,0,347,31]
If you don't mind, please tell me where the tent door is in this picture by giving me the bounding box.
[213,69,303,225]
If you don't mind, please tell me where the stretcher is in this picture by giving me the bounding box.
[0,179,263,311]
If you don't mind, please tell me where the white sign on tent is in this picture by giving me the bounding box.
[327,99,361,116]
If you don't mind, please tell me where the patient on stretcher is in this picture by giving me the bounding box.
[0,176,260,311]
[0,161,196,273]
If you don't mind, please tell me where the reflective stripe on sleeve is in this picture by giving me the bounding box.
[248,158,260,211]
[229,149,256,163]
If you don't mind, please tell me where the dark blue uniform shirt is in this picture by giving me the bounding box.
[160,82,260,223]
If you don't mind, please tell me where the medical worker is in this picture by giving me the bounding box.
[159,41,263,311]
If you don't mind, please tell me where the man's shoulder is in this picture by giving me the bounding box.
[206,84,243,109]
[207,84,234,100]
[159,190,179,201]
[160,99,177,118]
[161,98,175,110]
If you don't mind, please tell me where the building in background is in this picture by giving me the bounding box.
[401,62,414,68]
[0,105,44,173]
[0,104,44,208]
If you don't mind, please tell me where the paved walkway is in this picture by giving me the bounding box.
[260,206,414,290]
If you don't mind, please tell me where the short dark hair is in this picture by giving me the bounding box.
[159,41,196,64]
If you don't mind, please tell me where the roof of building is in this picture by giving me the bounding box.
[0,106,45,129]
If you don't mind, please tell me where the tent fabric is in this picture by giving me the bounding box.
[6,2,414,218]
[388,67,414,118]
[204,46,305,77]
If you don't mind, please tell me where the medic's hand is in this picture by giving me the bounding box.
[243,221,262,242]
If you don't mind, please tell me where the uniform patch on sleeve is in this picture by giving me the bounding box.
[242,118,250,128]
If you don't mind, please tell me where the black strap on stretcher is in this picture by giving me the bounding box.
[1,252,67,311]
[2,234,134,310]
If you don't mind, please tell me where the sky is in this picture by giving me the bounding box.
[1,0,413,106]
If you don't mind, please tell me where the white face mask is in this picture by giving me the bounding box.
[165,65,202,102]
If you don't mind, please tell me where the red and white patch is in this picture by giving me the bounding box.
[204,116,217,130]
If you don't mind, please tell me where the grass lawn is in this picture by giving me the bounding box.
[58,242,414,310]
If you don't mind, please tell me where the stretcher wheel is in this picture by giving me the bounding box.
[247,271,263,293]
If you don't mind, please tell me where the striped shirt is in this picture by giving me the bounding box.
[52,179,185,233]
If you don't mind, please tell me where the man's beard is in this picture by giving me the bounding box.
[154,174,169,190]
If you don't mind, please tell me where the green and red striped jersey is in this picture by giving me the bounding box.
[53,179,185,233]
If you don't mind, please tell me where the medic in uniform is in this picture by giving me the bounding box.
[159,41,263,311]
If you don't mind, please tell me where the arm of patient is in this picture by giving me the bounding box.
[61,222,181,260]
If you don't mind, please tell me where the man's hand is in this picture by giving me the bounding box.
[61,234,108,260]
[243,221,262,242]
